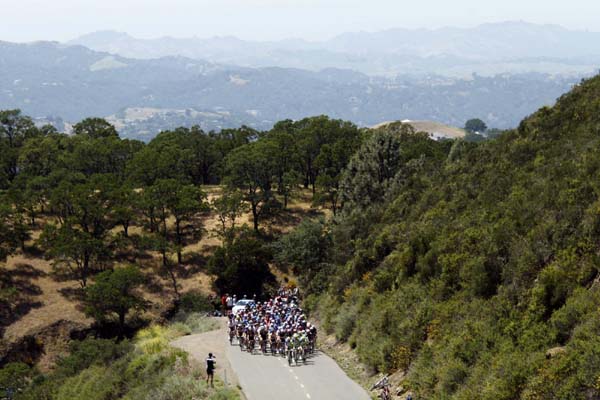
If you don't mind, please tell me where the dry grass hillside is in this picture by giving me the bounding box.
[0,186,322,370]
[373,120,466,139]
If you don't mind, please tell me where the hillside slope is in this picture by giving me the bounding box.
[372,120,466,139]
[300,74,600,399]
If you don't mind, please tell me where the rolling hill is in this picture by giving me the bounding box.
[372,120,466,139]
[0,40,583,139]
[69,22,600,77]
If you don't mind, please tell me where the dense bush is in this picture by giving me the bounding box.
[146,359,238,400]
[0,362,32,396]
[294,75,600,398]
[179,290,213,313]
[56,338,133,377]
[209,230,275,298]
[56,365,121,400]
[171,312,221,335]
[272,218,332,294]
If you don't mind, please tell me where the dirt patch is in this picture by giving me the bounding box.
[0,319,91,371]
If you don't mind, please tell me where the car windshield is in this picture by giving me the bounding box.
[235,299,253,306]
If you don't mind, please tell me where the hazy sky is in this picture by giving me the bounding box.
[2,0,600,42]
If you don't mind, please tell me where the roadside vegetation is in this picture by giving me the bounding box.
[273,76,600,399]
[2,314,238,400]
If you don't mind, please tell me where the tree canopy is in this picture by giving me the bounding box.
[84,266,147,339]
[464,118,487,133]
[208,231,275,298]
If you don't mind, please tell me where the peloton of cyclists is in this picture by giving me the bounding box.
[227,287,318,363]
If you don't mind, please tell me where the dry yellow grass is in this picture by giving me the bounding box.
[372,120,466,139]
[2,187,321,351]
[3,255,91,342]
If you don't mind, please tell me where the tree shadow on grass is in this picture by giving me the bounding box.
[21,244,45,258]
[47,262,87,284]
[1,263,44,296]
[10,262,46,278]
[179,251,211,278]
[0,264,45,337]
[135,252,155,261]
[187,220,207,243]
[58,287,86,302]
[143,271,169,295]
[266,207,325,236]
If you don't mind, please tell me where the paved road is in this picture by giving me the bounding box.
[172,320,371,400]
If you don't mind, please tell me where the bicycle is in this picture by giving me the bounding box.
[296,345,305,364]
[236,328,244,346]
[370,376,391,400]
[308,336,317,354]
[260,337,267,354]
[287,347,295,366]
[270,337,278,355]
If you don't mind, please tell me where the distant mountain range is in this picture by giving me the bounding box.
[69,22,600,77]
[0,39,585,140]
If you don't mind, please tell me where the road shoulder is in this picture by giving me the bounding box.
[170,317,241,389]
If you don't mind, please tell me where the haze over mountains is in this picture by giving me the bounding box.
[0,21,597,140]
[70,22,600,77]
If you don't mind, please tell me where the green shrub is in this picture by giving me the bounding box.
[56,365,121,400]
[147,371,238,400]
[550,287,600,344]
[168,322,193,337]
[180,290,213,313]
[136,325,177,355]
[333,301,358,342]
[168,311,221,336]
[56,337,132,378]
[123,353,178,394]
[436,358,469,395]
[209,232,275,297]
[0,362,32,396]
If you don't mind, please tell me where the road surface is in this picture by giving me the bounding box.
[172,320,371,400]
